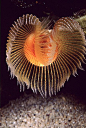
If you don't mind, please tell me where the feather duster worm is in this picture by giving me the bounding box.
[6,14,86,97]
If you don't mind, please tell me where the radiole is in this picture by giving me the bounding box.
[6,14,86,97]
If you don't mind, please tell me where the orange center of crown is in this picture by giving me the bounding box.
[24,33,58,66]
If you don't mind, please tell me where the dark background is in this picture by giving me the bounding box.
[1,0,86,107]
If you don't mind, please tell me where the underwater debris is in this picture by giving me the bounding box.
[11,0,46,8]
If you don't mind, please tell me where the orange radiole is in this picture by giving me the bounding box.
[6,14,86,97]
[24,22,58,66]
